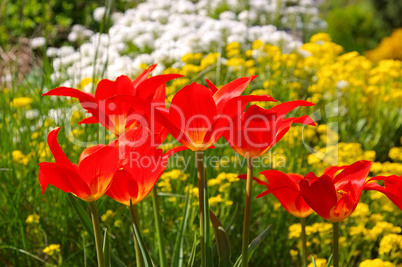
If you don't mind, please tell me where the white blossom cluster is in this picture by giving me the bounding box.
[43,0,326,87]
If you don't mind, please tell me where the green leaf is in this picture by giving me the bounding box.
[172,192,191,267]
[209,210,231,267]
[103,228,111,267]
[233,225,271,267]
[67,194,93,237]
[131,215,153,267]
[1,246,46,263]
[67,194,126,267]
[327,254,333,267]
[312,256,317,267]
[187,235,198,267]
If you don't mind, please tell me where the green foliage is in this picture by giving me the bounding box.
[0,0,139,49]
[325,5,387,53]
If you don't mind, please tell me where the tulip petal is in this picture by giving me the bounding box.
[95,75,135,101]
[132,64,157,88]
[208,94,276,147]
[169,83,217,150]
[38,162,91,198]
[47,127,75,169]
[136,74,183,102]
[42,87,96,102]
[206,79,218,94]
[270,100,315,121]
[78,116,99,124]
[213,76,256,114]
[299,174,337,220]
[106,170,139,206]
[333,161,372,202]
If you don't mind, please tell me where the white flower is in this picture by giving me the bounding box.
[93,7,106,22]
[30,37,46,49]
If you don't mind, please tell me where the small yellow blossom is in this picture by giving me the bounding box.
[26,214,40,224]
[43,244,61,256]
[10,97,33,108]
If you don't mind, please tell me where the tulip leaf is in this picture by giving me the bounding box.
[67,194,94,237]
[326,254,333,267]
[67,195,127,267]
[171,192,191,267]
[312,256,317,267]
[187,235,198,267]
[103,228,111,267]
[131,217,153,267]
[233,225,271,267]
[209,210,231,267]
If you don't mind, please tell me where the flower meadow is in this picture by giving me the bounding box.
[2,1,402,267]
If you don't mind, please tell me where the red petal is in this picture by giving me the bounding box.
[95,75,135,100]
[207,94,276,148]
[323,165,348,179]
[78,116,99,124]
[42,87,95,102]
[136,74,183,103]
[206,79,218,94]
[299,174,337,220]
[270,100,315,121]
[169,83,217,150]
[47,127,74,169]
[79,144,106,164]
[78,145,120,194]
[213,76,256,114]
[106,170,139,206]
[38,162,91,198]
[333,161,372,202]
[132,64,157,89]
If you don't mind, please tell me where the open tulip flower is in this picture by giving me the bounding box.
[155,76,276,151]
[105,129,187,206]
[38,127,120,202]
[298,160,373,222]
[43,64,182,137]
[251,170,314,218]
[364,174,402,210]
[225,100,315,159]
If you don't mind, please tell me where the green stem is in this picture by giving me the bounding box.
[152,188,167,267]
[196,151,210,267]
[300,217,307,267]
[130,203,145,267]
[88,201,105,267]
[332,222,340,267]
[241,157,253,267]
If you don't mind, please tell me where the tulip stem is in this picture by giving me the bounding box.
[300,217,308,267]
[242,157,254,267]
[88,201,105,267]
[196,151,210,267]
[129,203,145,267]
[152,188,167,267]
[332,222,340,267]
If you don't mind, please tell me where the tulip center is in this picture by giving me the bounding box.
[336,190,348,201]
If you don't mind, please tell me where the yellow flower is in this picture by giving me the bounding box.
[101,210,115,222]
[379,234,402,255]
[43,244,61,256]
[289,249,298,257]
[12,150,29,165]
[308,258,327,267]
[310,33,332,43]
[359,258,395,267]
[10,97,33,108]
[26,214,40,224]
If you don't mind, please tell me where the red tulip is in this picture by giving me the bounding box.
[252,170,314,218]
[299,160,372,222]
[38,127,120,202]
[43,64,182,137]
[156,76,276,151]
[364,174,402,210]
[225,101,315,159]
[105,130,187,206]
